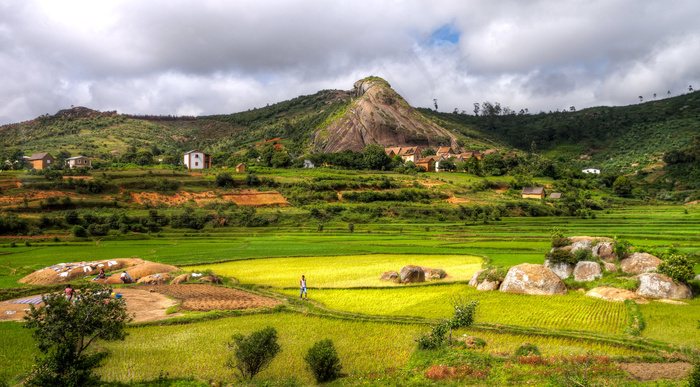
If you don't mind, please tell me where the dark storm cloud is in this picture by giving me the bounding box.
[1,0,699,125]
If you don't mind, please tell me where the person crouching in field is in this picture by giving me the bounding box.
[300,275,308,301]
[120,271,133,284]
[65,284,74,301]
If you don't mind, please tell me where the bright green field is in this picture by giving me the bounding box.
[185,254,482,287]
[639,298,700,347]
[278,284,629,334]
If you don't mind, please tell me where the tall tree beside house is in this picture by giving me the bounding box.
[362,144,391,170]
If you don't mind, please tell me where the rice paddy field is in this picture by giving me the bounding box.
[0,204,698,384]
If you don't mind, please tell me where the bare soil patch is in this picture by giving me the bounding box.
[130,190,288,207]
[62,175,94,180]
[0,288,181,323]
[620,362,692,381]
[0,190,80,205]
[445,196,471,203]
[135,284,280,312]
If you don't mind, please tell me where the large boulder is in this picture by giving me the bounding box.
[570,240,592,253]
[420,267,447,280]
[603,262,619,272]
[500,264,568,295]
[636,273,692,300]
[568,236,613,244]
[380,271,400,283]
[592,242,617,262]
[544,259,574,279]
[468,269,486,287]
[585,287,648,304]
[477,280,500,291]
[400,265,425,284]
[620,253,663,274]
[573,261,603,282]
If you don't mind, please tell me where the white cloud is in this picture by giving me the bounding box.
[1,0,700,125]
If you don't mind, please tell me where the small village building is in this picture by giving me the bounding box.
[416,156,438,172]
[582,168,601,174]
[303,159,315,168]
[236,163,246,172]
[27,153,55,170]
[549,193,562,199]
[399,147,422,163]
[184,150,211,169]
[522,187,545,199]
[436,146,454,157]
[384,147,402,158]
[65,156,92,169]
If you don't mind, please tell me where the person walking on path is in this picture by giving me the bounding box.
[300,275,308,301]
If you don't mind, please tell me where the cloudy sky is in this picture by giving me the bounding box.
[2,0,700,125]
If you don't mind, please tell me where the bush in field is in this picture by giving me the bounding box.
[514,342,541,357]
[416,320,450,350]
[216,172,235,188]
[657,254,695,284]
[450,298,479,328]
[689,361,700,387]
[573,248,594,262]
[551,237,571,248]
[245,173,260,187]
[72,225,88,238]
[304,339,343,383]
[545,249,576,265]
[226,326,281,380]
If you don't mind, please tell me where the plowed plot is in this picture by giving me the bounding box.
[135,284,280,311]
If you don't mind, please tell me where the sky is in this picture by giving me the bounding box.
[2,0,700,125]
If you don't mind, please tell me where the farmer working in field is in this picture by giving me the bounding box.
[65,284,74,301]
[120,271,133,284]
[300,275,308,301]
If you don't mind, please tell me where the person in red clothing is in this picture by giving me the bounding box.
[300,275,308,301]
[65,284,74,302]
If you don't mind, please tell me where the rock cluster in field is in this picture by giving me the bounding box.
[380,265,447,284]
[620,253,663,275]
[585,286,648,303]
[636,273,692,299]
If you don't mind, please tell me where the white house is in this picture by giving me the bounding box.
[65,156,91,169]
[184,150,211,169]
[582,168,601,174]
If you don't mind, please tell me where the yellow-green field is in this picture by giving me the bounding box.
[186,254,482,288]
[278,285,629,334]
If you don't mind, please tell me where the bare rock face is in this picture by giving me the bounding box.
[468,269,486,287]
[636,273,692,300]
[571,240,592,253]
[400,265,425,284]
[170,273,191,284]
[573,261,603,282]
[603,262,619,272]
[380,271,400,283]
[620,253,663,275]
[544,259,574,280]
[477,280,500,291]
[500,264,568,295]
[569,236,613,243]
[312,77,460,152]
[585,287,648,304]
[592,242,617,262]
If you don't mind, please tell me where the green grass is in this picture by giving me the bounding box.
[279,285,629,334]
[639,298,700,347]
[0,322,39,382]
[96,313,422,384]
[185,254,482,288]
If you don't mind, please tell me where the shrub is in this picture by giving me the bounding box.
[613,238,632,258]
[514,342,541,357]
[215,172,235,188]
[72,225,88,238]
[545,249,576,265]
[450,298,479,328]
[551,237,571,248]
[304,339,343,383]
[689,361,700,387]
[226,326,281,380]
[416,321,450,350]
[657,254,695,284]
[573,248,594,262]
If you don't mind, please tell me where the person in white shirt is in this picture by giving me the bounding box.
[300,275,308,300]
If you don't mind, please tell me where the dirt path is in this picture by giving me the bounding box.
[1,288,182,323]
[620,362,693,381]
